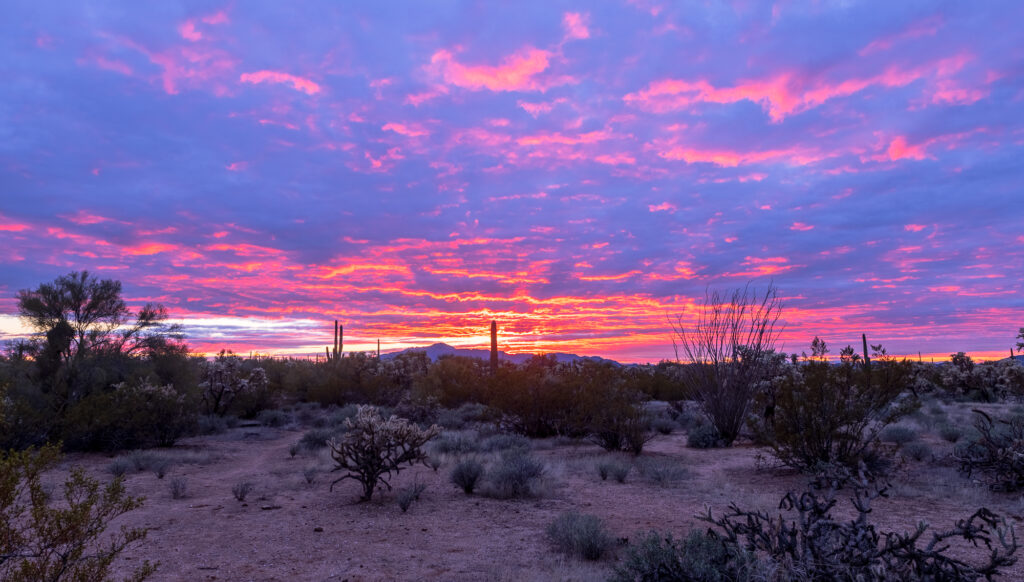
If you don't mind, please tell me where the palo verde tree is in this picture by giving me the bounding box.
[16,271,183,404]
[671,283,783,446]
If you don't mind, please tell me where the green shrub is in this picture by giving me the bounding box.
[687,424,722,449]
[396,482,427,513]
[879,425,919,445]
[546,511,614,561]
[482,450,546,499]
[651,417,676,435]
[1,445,156,581]
[256,409,290,427]
[61,381,195,452]
[757,359,915,474]
[903,441,932,462]
[327,406,439,501]
[169,477,187,499]
[638,458,690,486]
[429,431,480,455]
[450,459,484,494]
[597,460,631,483]
[611,530,756,582]
[479,433,530,453]
[299,428,336,450]
[939,423,963,443]
[232,481,254,501]
[107,457,131,477]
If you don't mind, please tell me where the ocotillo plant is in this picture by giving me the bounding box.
[490,320,498,375]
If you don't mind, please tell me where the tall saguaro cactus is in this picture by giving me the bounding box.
[326,320,344,362]
[490,320,498,375]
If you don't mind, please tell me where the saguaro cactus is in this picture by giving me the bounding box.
[490,320,498,375]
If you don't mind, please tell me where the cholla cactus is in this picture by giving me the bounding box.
[199,351,267,416]
[327,405,439,501]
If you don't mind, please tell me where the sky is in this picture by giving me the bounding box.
[1,1,1022,363]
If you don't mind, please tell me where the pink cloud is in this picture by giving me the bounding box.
[404,86,448,106]
[517,130,611,146]
[883,136,929,161]
[904,224,928,232]
[859,15,943,56]
[594,153,636,165]
[382,122,429,137]
[790,222,814,231]
[648,202,677,212]
[625,54,972,121]
[428,47,564,92]
[518,100,556,117]
[226,161,248,171]
[179,21,202,42]
[563,12,591,40]
[658,144,821,167]
[201,11,229,25]
[240,70,321,95]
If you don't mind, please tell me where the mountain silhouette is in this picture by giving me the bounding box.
[380,342,619,365]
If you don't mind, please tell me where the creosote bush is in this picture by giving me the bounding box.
[327,405,439,501]
[169,477,187,499]
[686,423,722,449]
[1,444,157,581]
[232,481,254,501]
[546,511,614,561]
[597,460,631,483]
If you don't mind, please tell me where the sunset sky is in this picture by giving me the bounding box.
[1,1,1022,362]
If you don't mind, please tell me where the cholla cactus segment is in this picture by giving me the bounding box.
[327,405,439,501]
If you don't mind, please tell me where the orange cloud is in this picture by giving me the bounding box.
[428,47,562,92]
[240,70,321,95]
[123,243,179,256]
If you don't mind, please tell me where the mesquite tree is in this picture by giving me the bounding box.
[327,406,439,501]
[671,283,783,446]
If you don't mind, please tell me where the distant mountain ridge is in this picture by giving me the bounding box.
[380,342,620,365]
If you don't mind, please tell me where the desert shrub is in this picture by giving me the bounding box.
[0,445,157,581]
[393,393,441,425]
[107,457,131,477]
[288,442,300,457]
[152,459,170,479]
[757,358,915,474]
[299,428,336,450]
[396,481,427,513]
[169,477,187,499]
[687,423,722,449]
[479,433,531,453]
[586,394,655,455]
[303,466,318,485]
[671,285,784,446]
[956,410,1024,491]
[651,417,676,435]
[611,530,759,582]
[61,380,195,452]
[327,405,439,501]
[450,458,485,494]
[232,481,254,501]
[638,458,690,486]
[546,511,614,561]
[199,351,268,417]
[256,409,290,427]
[939,423,963,443]
[596,460,631,483]
[195,414,229,435]
[903,441,932,462]
[879,424,919,445]
[429,431,480,456]
[938,355,1024,401]
[482,450,546,499]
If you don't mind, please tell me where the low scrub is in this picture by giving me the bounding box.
[597,460,631,483]
[327,405,439,501]
[546,511,614,561]
[956,410,1024,491]
[614,474,1018,581]
[686,423,722,449]
[481,450,546,499]
[1,445,156,581]
[450,458,484,494]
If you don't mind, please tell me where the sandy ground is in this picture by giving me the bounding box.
[49,409,1024,582]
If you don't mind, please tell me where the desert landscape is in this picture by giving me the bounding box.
[3,2,1024,581]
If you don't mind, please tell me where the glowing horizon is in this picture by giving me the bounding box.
[1,2,1022,364]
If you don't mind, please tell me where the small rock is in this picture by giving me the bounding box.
[314,526,324,532]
